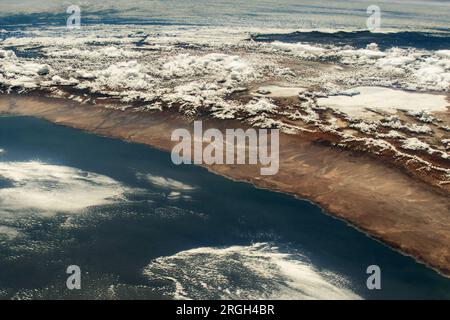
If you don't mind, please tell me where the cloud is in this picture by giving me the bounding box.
[0,225,21,239]
[0,161,127,216]
[143,243,361,300]
[137,173,196,191]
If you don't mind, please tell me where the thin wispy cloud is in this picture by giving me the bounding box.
[137,173,196,191]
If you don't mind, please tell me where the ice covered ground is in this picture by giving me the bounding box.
[0,25,449,185]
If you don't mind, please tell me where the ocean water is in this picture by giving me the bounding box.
[0,115,449,300]
[252,30,450,50]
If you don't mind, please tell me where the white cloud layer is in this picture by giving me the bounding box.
[317,86,449,119]
[0,161,127,216]
[143,243,361,300]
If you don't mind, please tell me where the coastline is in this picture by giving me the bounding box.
[1,94,449,278]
